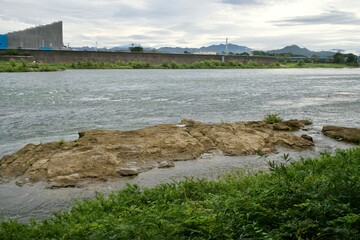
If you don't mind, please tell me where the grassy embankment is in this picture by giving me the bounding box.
[1,147,360,239]
[0,59,358,72]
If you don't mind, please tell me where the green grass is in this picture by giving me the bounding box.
[264,113,283,124]
[1,147,360,239]
[0,60,63,72]
[58,138,65,145]
[0,60,358,72]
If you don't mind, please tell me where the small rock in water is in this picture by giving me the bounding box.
[158,160,175,168]
[117,168,140,176]
[301,134,313,142]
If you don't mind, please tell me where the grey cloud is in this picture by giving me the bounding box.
[221,0,266,5]
[129,35,155,40]
[112,1,204,22]
[274,10,360,26]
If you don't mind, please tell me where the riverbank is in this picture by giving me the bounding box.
[1,146,360,239]
[0,59,358,72]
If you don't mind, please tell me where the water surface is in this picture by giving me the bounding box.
[0,68,359,221]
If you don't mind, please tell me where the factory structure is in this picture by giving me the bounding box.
[0,21,63,50]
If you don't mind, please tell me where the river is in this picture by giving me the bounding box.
[0,68,359,222]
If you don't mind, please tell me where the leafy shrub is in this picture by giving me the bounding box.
[264,113,283,124]
[297,60,305,67]
[9,59,16,67]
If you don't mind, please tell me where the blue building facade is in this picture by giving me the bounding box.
[0,34,8,49]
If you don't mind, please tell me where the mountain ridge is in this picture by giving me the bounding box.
[267,44,335,57]
[72,44,337,57]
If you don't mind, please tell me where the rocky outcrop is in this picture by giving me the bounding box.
[0,119,314,187]
[322,125,360,143]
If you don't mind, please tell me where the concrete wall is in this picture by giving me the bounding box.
[6,49,277,65]
[7,22,63,50]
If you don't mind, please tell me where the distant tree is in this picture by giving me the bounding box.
[333,53,345,63]
[252,51,266,56]
[333,52,358,64]
[240,52,250,56]
[129,46,144,52]
[345,53,357,63]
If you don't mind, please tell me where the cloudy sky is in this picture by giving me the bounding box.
[1,0,360,53]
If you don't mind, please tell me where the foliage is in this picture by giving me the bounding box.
[333,52,359,64]
[0,59,359,72]
[58,138,65,145]
[2,147,360,239]
[240,52,250,56]
[0,60,61,72]
[264,113,283,124]
[252,50,267,56]
[129,46,144,52]
[297,60,305,67]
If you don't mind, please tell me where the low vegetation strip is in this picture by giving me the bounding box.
[1,147,360,239]
[0,59,358,72]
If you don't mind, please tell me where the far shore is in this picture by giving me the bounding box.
[0,59,358,72]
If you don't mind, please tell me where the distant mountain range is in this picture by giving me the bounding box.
[158,43,252,54]
[72,44,336,57]
[267,45,335,57]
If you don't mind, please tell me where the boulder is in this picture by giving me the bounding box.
[158,160,175,168]
[273,119,312,131]
[117,168,140,176]
[301,134,313,142]
[322,126,360,143]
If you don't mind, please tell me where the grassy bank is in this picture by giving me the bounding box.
[1,147,360,239]
[0,59,358,72]
[0,60,64,72]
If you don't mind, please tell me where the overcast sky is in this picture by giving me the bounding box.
[1,0,360,53]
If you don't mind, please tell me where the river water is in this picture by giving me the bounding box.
[0,68,360,222]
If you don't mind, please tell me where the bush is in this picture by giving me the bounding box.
[264,113,283,124]
[297,60,305,67]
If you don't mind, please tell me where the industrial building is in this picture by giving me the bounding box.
[0,21,63,50]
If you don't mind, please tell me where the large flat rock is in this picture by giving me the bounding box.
[0,119,314,187]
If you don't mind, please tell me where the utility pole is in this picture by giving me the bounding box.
[225,38,229,55]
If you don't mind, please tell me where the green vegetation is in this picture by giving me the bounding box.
[0,60,63,72]
[58,138,65,145]
[1,147,360,239]
[264,113,283,124]
[0,59,358,72]
[129,46,144,52]
[333,52,358,64]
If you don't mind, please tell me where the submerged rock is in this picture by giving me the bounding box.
[158,160,175,168]
[301,134,313,142]
[322,125,360,143]
[117,168,140,176]
[0,119,314,187]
